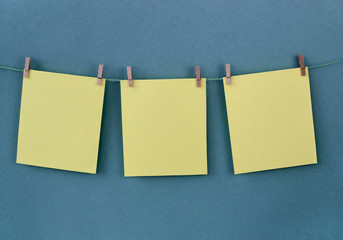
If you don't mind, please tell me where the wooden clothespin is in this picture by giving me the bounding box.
[196,66,201,87]
[225,64,231,84]
[97,64,104,85]
[298,55,306,76]
[24,57,31,78]
[127,66,133,87]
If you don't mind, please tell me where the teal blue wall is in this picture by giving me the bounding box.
[1,1,343,239]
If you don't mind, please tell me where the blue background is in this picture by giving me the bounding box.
[1,0,343,239]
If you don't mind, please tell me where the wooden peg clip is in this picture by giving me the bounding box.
[298,55,306,76]
[196,66,201,87]
[24,57,31,78]
[225,64,231,84]
[97,64,104,85]
[127,66,133,87]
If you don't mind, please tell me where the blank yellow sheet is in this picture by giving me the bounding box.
[223,67,317,174]
[121,79,207,176]
[17,70,105,173]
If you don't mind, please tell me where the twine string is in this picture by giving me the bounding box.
[1,59,342,83]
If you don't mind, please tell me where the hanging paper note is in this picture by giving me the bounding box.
[121,79,207,176]
[223,68,317,174]
[17,70,105,173]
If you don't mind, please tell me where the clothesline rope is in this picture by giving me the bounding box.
[1,59,342,83]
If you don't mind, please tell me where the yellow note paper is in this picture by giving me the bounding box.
[223,68,317,174]
[121,79,207,176]
[17,70,105,173]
